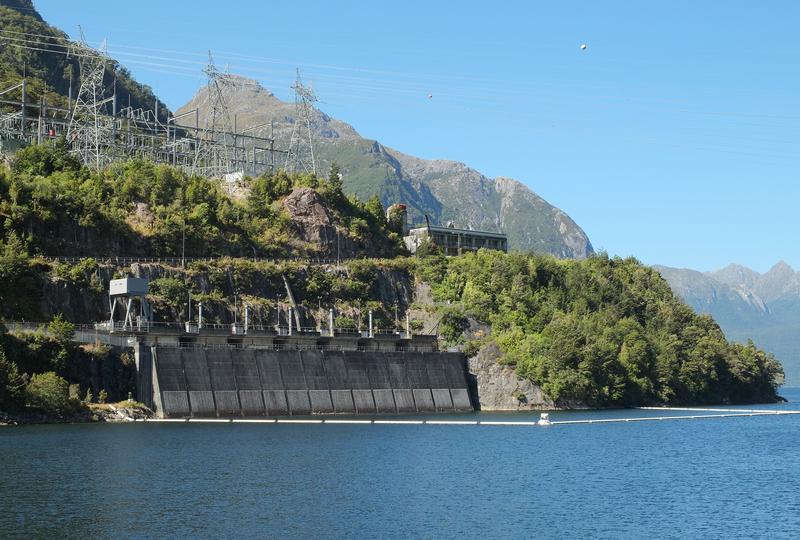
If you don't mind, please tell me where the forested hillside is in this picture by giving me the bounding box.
[417,250,784,407]
[657,262,800,384]
[1,141,403,258]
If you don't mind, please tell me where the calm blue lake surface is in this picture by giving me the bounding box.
[2,389,800,539]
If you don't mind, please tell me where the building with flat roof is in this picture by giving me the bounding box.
[404,222,508,256]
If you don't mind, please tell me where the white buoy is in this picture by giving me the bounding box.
[538,412,551,426]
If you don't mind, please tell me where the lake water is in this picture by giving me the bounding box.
[2,389,800,539]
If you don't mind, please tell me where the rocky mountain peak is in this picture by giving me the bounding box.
[767,260,794,275]
[176,76,360,141]
[756,260,800,302]
[708,262,761,290]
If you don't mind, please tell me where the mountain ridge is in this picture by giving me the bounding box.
[176,76,594,258]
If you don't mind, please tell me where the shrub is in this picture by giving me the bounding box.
[48,314,75,343]
[438,307,469,346]
[11,137,83,177]
[26,372,73,414]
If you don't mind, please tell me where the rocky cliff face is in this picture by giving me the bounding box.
[467,343,556,410]
[177,77,593,258]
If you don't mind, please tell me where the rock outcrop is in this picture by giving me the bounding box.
[467,342,556,411]
[281,187,338,253]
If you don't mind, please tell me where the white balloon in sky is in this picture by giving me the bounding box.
[580,43,588,51]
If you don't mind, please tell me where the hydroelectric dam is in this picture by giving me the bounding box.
[142,346,472,417]
[69,277,474,418]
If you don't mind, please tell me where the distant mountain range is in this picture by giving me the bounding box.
[177,77,594,258]
[656,262,800,385]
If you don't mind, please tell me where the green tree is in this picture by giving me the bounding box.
[327,162,342,191]
[438,307,469,346]
[364,195,387,228]
[11,137,82,177]
[0,348,26,410]
[26,371,72,414]
[48,313,75,344]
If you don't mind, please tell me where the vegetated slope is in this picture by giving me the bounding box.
[656,262,800,385]
[0,141,404,258]
[176,77,594,258]
[0,0,169,120]
[418,250,783,407]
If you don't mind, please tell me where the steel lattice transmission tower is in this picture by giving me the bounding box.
[284,69,318,176]
[66,30,114,171]
[193,51,237,178]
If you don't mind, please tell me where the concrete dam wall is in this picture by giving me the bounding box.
[150,347,473,417]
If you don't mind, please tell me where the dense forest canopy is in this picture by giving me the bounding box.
[416,249,784,407]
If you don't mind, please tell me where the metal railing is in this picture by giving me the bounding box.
[164,342,438,353]
[37,255,354,266]
[4,321,98,334]
[5,320,423,341]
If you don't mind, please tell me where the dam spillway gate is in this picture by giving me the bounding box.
[139,346,472,418]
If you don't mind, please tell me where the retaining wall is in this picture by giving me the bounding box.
[151,347,472,417]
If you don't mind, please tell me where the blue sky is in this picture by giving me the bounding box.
[35,0,799,273]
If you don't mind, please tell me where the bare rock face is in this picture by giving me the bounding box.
[283,188,336,237]
[127,202,156,231]
[283,188,356,257]
[281,187,338,253]
[467,342,555,410]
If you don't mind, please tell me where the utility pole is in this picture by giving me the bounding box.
[20,75,26,140]
[181,218,186,268]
